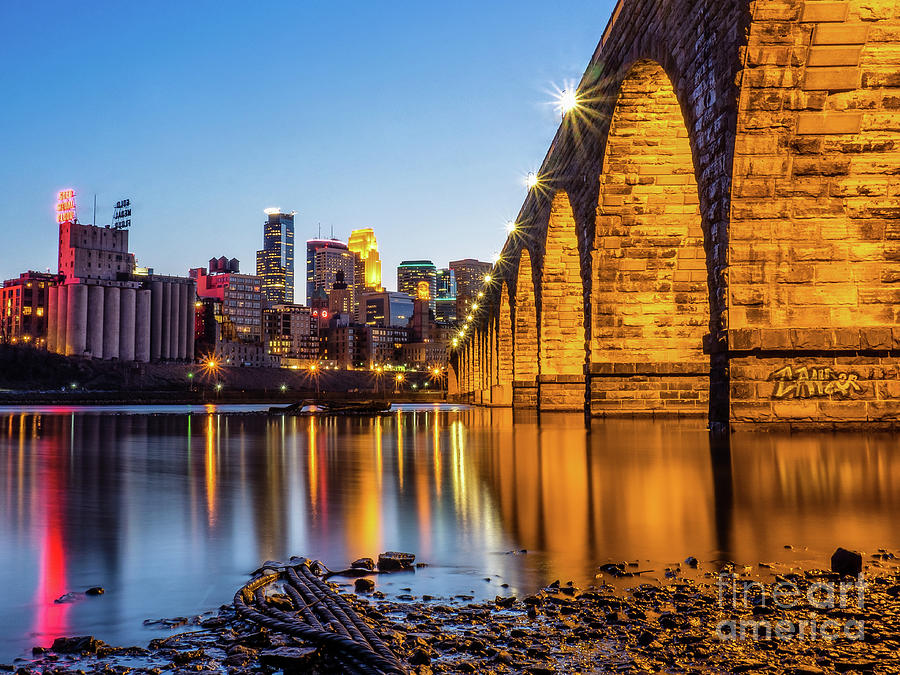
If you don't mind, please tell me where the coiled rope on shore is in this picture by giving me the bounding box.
[233,558,406,675]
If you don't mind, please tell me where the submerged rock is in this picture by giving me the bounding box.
[378,551,415,571]
[355,578,376,593]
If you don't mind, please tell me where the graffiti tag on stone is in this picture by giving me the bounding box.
[770,366,864,400]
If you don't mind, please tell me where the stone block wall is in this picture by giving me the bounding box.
[729,327,900,427]
[730,0,900,333]
[498,283,513,389]
[513,249,539,389]
[591,61,708,366]
[726,0,900,426]
[589,363,709,416]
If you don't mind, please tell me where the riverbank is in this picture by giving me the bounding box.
[10,550,898,674]
[0,345,446,405]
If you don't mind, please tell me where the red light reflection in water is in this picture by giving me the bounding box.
[33,428,69,641]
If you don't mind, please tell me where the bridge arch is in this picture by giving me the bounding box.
[540,190,587,410]
[590,59,709,416]
[513,248,539,408]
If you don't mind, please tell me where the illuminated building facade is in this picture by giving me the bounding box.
[404,295,451,367]
[449,258,491,319]
[0,272,60,346]
[47,213,194,363]
[434,297,457,324]
[256,210,295,304]
[328,271,353,317]
[324,325,365,368]
[397,260,437,312]
[360,291,414,328]
[306,239,355,306]
[435,267,457,324]
[191,264,263,342]
[362,326,409,369]
[58,220,135,281]
[263,304,319,363]
[348,228,383,291]
[436,268,456,298]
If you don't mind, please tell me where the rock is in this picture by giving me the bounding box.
[54,592,81,604]
[637,630,656,647]
[409,648,432,666]
[172,648,204,664]
[684,556,698,568]
[199,616,228,629]
[378,551,415,571]
[259,646,318,671]
[355,578,375,593]
[51,636,105,654]
[85,586,104,596]
[351,557,375,571]
[495,595,516,609]
[599,563,627,578]
[831,547,863,577]
[223,653,252,667]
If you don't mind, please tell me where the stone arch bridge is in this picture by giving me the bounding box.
[450,0,900,429]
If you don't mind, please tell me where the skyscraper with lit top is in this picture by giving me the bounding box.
[256,208,295,304]
[348,228,383,292]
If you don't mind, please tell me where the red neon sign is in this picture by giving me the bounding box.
[56,189,76,224]
[321,310,329,319]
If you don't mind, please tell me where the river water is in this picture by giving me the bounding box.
[1,404,898,661]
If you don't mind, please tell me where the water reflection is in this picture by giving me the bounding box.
[1,406,899,660]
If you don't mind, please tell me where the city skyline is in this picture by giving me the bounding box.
[0,0,613,293]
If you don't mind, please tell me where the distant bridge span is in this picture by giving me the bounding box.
[451,0,900,429]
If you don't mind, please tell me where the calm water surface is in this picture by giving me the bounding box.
[1,404,899,661]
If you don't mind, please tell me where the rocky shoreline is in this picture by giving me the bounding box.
[6,549,899,675]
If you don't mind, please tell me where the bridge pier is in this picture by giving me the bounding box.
[512,380,538,408]
[539,375,586,412]
[588,363,709,418]
[728,328,900,430]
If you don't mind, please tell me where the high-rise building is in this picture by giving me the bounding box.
[450,258,492,320]
[256,209,295,304]
[348,228,382,291]
[306,238,355,305]
[397,260,437,311]
[1,271,60,346]
[436,268,456,298]
[434,267,457,324]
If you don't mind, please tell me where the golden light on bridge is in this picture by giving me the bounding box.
[505,220,517,234]
[525,172,539,190]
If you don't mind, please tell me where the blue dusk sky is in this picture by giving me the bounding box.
[0,0,616,298]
